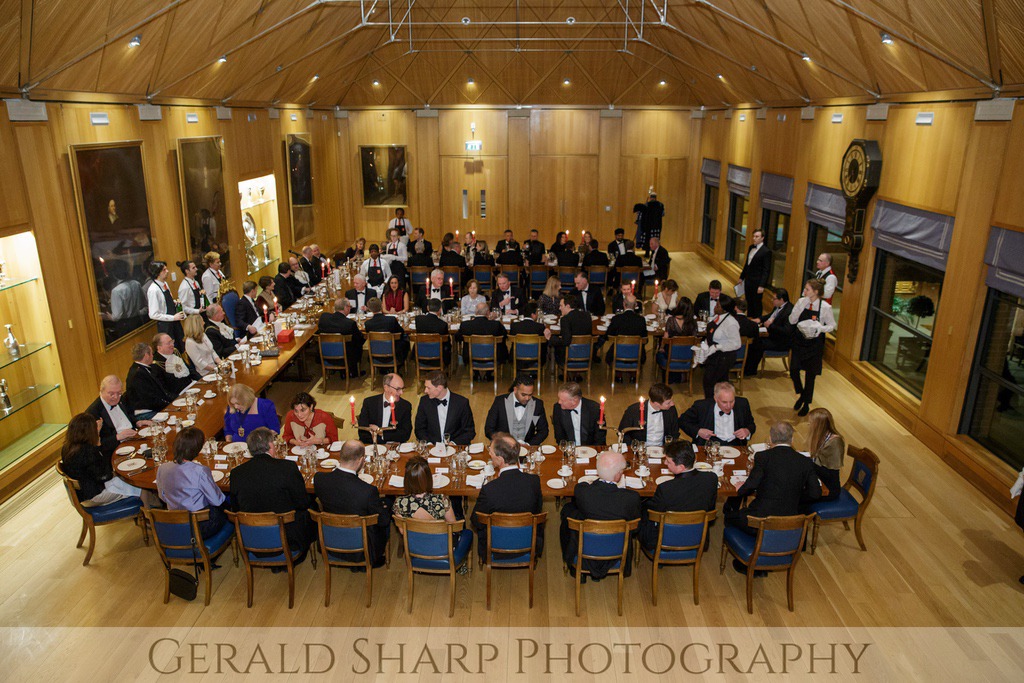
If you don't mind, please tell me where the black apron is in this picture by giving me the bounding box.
[792,300,825,376]
[156,283,184,349]
[394,219,407,237]
[366,259,385,287]
[704,313,737,379]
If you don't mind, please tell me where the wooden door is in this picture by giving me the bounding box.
[472,156,508,245]
[440,157,478,233]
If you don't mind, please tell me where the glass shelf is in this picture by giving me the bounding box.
[0,276,38,294]
[0,342,52,371]
[247,257,281,277]
[245,234,279,251]
[0,423,65,473]
[0,384,61,424]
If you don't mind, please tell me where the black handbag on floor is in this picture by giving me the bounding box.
[168,515,200,601]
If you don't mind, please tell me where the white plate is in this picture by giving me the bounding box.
[597,325,608,332]
[468,460,487,470]
[321,459,340,469]
[719,445,741,458]
[656,475,674,485]
[646,326,656,331]
[577,475,598,485]
[468,443,484,453]
[398,442,417,453]
[211,470,226,483]
[172,399,187,407]
[224,442,249,454]
[115,446,135,456]
[138,427,161,438]
[291,446,311,456]
[557,466,573,477]
[228,353,243,361]
[365,444,386,456]
[540,445,556,455]
[329,441,342,452]
[645,314,657,320]
[626,478,645,489]
[183,388,200,395]
[358,472,374,484]
[151,412,169,422]
[694,462,713,471]
[547,478,567,490]
[430,445,456,457]
[116,459,146,472]
[575,446,598,458]
[433,474,451,488]
[202,374,218,382]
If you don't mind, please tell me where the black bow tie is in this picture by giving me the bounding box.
[570,408,579,415]
[719,410,731,417]
[434,398,448,406]
[651,409,663,415]
[515,401,529,409]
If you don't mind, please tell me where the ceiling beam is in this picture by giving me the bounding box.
[980,0,1003,88]
[611,53,666,105]
[18,0,32,90]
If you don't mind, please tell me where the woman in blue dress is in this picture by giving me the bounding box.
[224,383,279,442]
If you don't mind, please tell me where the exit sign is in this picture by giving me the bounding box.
[465,140,482,152]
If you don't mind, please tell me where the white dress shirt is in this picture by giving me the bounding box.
[110,280,145,321]
[382,240,408,264]
[569,404,582,444]
[706,296,719,319]
[435,390,451,439]
[185,335,220,374]
[388,217,414,243]
[789,297,837,334]
[645,404,665,446]
[746,242,762,265]
[358,257,392,292]
[815,269,839,300]
[148,281,178,322]
[177,277,206,315]
[709,314,742,353]
[714,407,736,442]
[201,269,224,302]
[104,399,134,434]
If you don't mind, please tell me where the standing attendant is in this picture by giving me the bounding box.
[789,279,837,416]
[813,253,839,305]
[739,228,772,319]
[224,383,280,442]
[640,191,665,253]
[147,261,186,352]
[201,251,225,304]
[700,294,742,399]
[282,392,338,448]
[359,244,391,292]
[176,260,208,317]
[388,207,413,243]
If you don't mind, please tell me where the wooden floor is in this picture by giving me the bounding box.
[2,253,1023,679]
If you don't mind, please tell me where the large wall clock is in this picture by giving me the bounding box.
[840,139,882,282]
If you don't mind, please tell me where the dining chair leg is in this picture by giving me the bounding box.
[692,558,701,606]
[76,520,88,548]
[617,571,624,616]
[287,565,295,609]
[485,563,492,611]
[854,514,867,551]
[787,567,796,612]
[204,558,213,606]
[651,559,659,607]
[83,524,96,566]
[448,569,456,617]
[745,567,754,614]
[163,566,171,604]
[719,542,727,574]
[811,518,820,555]
[324,561,332,608]
[406,569,414,614]
[574,567,582,617]
[245,565,254,608]
[528,563,535,609]
[842,520,850,530]
[365,565,373,608]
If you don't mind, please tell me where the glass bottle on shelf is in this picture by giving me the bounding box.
[4,324,20,358]
[0,378,12,411]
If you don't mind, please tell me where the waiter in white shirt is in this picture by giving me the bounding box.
[147,261,186,351]
[201,252,225,304]
[701,295,742,400]
[176,260,207,316]
[388,208,413,244]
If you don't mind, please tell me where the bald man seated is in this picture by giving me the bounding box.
[85,375,154,457]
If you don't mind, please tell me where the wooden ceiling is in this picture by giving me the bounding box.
[2,1,1020,108]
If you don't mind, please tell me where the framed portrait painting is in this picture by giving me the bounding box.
[176,136,230,278]
[286,133,314,244]
[359,145,407,207]
[69,141,156,348]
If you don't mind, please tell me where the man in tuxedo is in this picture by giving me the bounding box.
[601,294,647,365]
[645,237,671,282]
[357,372,413,444]
[491,274,525,315]
[739,228,772,319]
[745,288,794,376]
[86,375,152,456]
[414,371,475,444]
[610,282,633,314]
[456,302,509,368]
[317,298,365,374]
[694,280,723,321]
[286,257,310,299]
[574,271,605,316]
[300,245,322,286]
[273,263,297,310]
[345,274,373,314]
[407,238,434,269]
[484,374,549,445]
[439,238,467,272]
[314,440,392,568]
[204,304,237,358]
[472,432,544,561]
[614,240,644,293]
[496,245,524,268]
[510,311,548,369]
[639,439,718,549]
[359,244,391,291]
[125,343,175,419]
[523,229,547,265]
[724,422,820,574]
[153,332,199,394]
[680,381,756,446]
[495,230,519,254]
[617,383,679,446]
[409,228,432,258]
[229,427,313,565]
[363,297,409,365]
[413,298,452,367]
[559,451,641,579]
[415,269,455,313]
[555,242,580,268]
[582,240,610,269]
[607,228,627,288]
[235,280,263,337]
[551,382,606,446]
[733,298,761,339]
[544,293,592,367]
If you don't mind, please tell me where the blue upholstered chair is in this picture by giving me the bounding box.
[563,335,594,386]
[499,266,521,289]
[395,517,473,617]
[226,510,304,609]
[310,510,383,608]
[56,462,147,566]
[761,348,791,373]
[475,512,547,610]
[657,335,697,393]
[472,265,495,293]
[565,517,639,616]
[467,335,501,392]
[729,337,753,393]
[587,265,608,289]
[368,331,401,383]
[441,266,463,293]
[220,290,240,329]
[410,333,446,388]
[720,514,814,614]
[807,446,879,554]
[146,508,236,605]
[511,334,543,391]
[641,509,716,606]
[528,265,549,297]
[557,266,577,292]
[318,333,352,390]
[609,335,643,390]
[408,266,432,296]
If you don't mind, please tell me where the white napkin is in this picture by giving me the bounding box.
[214,454,227,461]
[749,443,769,452]
[295,331,306,337]
[153,412,169,421]
[466,474,486,489]
[329,441,342,452]
[388,475,405,488]
[285,455,298,462]
[692,444,699,452]
[215,464,228,470]
[624,476,643,488]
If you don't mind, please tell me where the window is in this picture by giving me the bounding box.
[701,184,718,248]
[725,193,749,265]
[761,208,789,290]
[862,250,944,398]
[804,222,848,324]
[961,290,1024,471]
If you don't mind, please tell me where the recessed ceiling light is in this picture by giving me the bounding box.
[218,55,227,64]
[716,74,724,80]
[566,17,576,24]
[563,78,571,85]
[880,32,894,45]
[372,79,380,87]
[659,80,667,86]
[312,73,319,81]
[467,77,475,85]
[128,35,142,48]
[801,52,811,62]
[461,16,471,24]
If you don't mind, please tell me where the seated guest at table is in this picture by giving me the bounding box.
[615,240,643,274]
[700,294,742,399]
[664,298,698,338]
[408,238,434,270]
[523,229,547,265]
[288,256,310,289]
[439,238,468,273]
[550,231,569,254]
[495,230,519,255]
[416,269,456,313]
[224,383,280,443]
[204,304,238,358]
[414,371,475,444]
[364,297,409,365]
[125,342,175,419]
[236,280,263,337]
[394,458,472,559]
[155,426,227,539]
[617,383,679,446]
[639,439,718,550]
[282,392,338,448]
[732,298,760,340]
[473,240,495,267]
[300,245,323,287]
[574,271,605,317]
[745,288,793,377]
[544,293,592,367]
[496,244,524,268]
[559,450,641,579]
[552,381,606,446]
[229,427,312,566]
[652,279,679,315]
[273,263,298,310]
[344,237,366,262]
[471,432,544,561]
[694,280,723,321]
[358,372,413,444]
[556,241,580,268]
[409,228,432,258]
[317,298,364,374]
[382,275,410,314]
[61,412,143,506]
[460,279,488,316]
[360,243,392,292]
[645,237,671,282]
[345,274,373,314]
[456,302,508,368]
[414,298,452,367]
[153,332,200,394]
[723,421,820,564]
[491,274,525,316]
[610,282,634,314]
[608,228,628,260]
[601,294,647,365]
[537,277,562,317]
[510,311,548,367]
[583,240,609,269]
[183,314,221,375]
[86,375,153,456]
[805,408,845,504]
[484,374,548,446]
[680,381,755,446]
[257,276,278,316]
[314,440,392,568]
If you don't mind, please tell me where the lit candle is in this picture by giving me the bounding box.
[448,277,453,293]
[263,304,269,324]
[599,396,606,424]
[350,396,356,423]
[321,262,325,278]
[389,396,397,426]
[273,296,279,314]
[654,280,659,298]
[631,280,636,295]
[98,257,108,277]
[638,397,645,428]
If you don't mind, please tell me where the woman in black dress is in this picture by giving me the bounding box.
[788,279,837,416]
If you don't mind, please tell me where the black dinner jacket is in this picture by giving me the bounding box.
[273,274,296,310]
[86,396,140,457]
[415,285,455,313]
[693,291,720,317]
[204,320,237,357]
[736,445,822,518]
[490,286,526,314]
[357,394,413,444]
[407,252,434,269]
[439,250,467,269]
[523,240,546,265]
[647,247,671,280]
[583,251,610,269]
[608,239,627,261]
[679,397,757,445]
[125,361,175,412]
[235,295,262,335]
[764,303,795,347]
[496,249,523,267]
[735,313,760,340]
[317,311,362,341]
[603,309,647,341]
[739,244,772,289]
[456,315,507,344]
[561,480,641,578]
[414,391,476,444]
[495,239,519,254]
[472,468,544,557]
[510,318,546,337]
[617,402,679,444]
[551,398,606,446]
[313,469,392,548]
[345,288,372,311]
[576,287,606,316]
[483,395,549,445]
[555,251,580,268]
[414,312,449,336]
[474,251,496,267]
[615,251,643,269]
[230,453,312,553]
[300,256,322,286]
[551,308,593,350]
[640,470,718,547]
[363,312,403,336]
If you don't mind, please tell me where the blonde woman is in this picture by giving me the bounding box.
[537,276,562,316]
[807,408,845,502]
[223,383,280,442]
[183,314,220,374]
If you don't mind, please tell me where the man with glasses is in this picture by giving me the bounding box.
[483,374,549,446]
[357,373,413,444]
[86,375,154,457]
